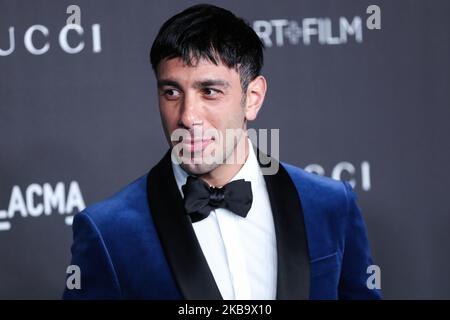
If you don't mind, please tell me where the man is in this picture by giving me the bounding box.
[63,4,381,300]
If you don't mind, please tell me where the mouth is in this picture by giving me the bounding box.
[178,137,215,153]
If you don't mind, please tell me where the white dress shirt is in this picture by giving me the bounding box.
[172,138,277,300]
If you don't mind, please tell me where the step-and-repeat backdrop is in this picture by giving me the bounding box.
[1,0,449,299]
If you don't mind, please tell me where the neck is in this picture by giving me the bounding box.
[199,135,249,188]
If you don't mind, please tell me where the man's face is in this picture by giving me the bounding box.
[156,57,247,175]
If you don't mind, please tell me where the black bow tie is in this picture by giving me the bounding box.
[182,176,253,223]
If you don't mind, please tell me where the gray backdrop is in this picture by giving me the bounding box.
[1,0,449,299]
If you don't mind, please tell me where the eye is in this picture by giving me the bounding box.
[162,88,181,100]
[203,88,220,98]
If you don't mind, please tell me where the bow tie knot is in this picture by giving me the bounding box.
[182,176,253,223]
[209,187,226,207]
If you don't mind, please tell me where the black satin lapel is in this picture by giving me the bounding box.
[146,149,222,300]
[255,148,310,300]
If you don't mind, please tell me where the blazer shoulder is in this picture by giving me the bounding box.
[281,161,360,259]
[80,173,149,230]
[281,161,349,198]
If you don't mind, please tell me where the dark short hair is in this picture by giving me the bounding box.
[150,4,264,92]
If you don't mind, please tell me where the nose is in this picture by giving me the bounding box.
[178,92,202,130]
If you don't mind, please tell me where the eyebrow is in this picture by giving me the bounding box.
[157,78,230,90]
[193,79,230,89]
[157,79,181,89]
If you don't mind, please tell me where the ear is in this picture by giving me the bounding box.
[244,75,267,121]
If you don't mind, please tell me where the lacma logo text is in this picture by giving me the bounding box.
[0,181,85,231]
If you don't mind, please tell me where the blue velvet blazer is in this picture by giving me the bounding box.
[63,149,381,300]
